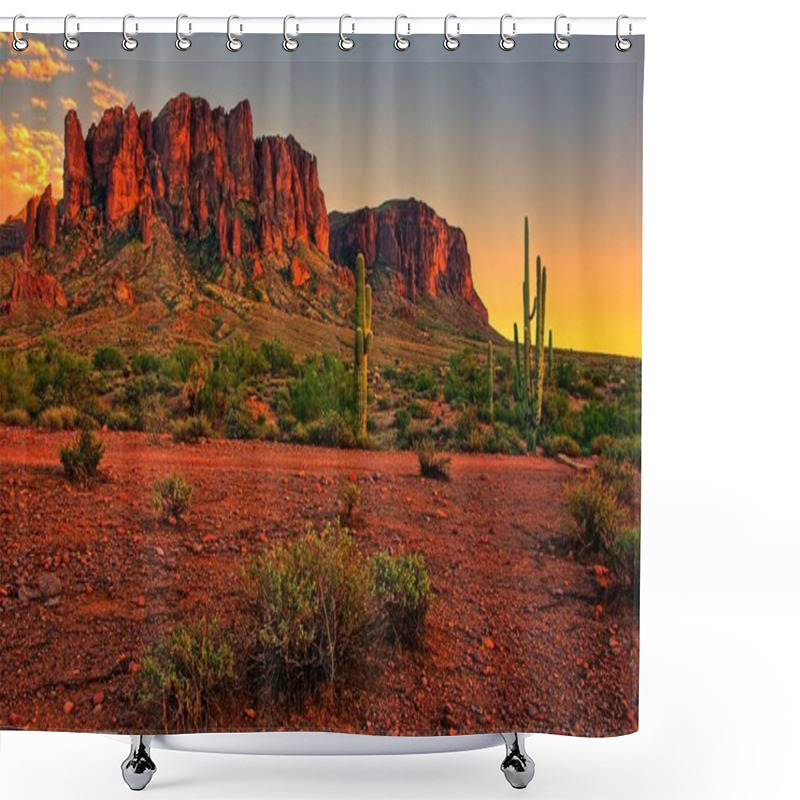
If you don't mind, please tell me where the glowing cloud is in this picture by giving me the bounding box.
[88,79,127,111]
[0,40,75,83]
[60,97,78,112]
[0,120,64,219]
[31,97,49,110]
[86,58,101,73]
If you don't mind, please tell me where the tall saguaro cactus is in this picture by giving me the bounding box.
[487,340,494,423]
[513,322,522,402]
[521,217,547,444]
[354,253,373,439]
[547,329,554,386]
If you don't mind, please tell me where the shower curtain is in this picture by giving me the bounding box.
[0,29,643,738]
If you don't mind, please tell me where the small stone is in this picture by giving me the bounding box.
[64,700,74,715]
[8,712,21,726]
[128,662,141,675]
[155,547,165,557]
[244,708,256,719]
[37,573,62,599]
[137,595,145,607]
[482,637,495,650]
[93,692,105,706]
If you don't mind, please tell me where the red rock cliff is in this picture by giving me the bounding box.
[329,199,488,322]
[61,93,329,263]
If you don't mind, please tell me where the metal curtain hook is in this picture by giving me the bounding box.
[283,15,299,51]
[443,14,460,51]
[227,15,242,51]
[339,14,354,50]
[554,14,570,51]
[175,14,191,51]
[500,14,515,51]
[394,15,410,50]
[122,14,138,50]
[63,14,79,50]
[616,14,632,51]
[12,14,29,51]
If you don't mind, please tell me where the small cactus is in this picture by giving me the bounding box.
[354,253,373,439]
[487,340,494,423]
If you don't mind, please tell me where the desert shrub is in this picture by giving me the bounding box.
[1,408,30,426]
[573,379,599,400]
[408,400,432,420]
[287,353,352,425]
[39,405,80,431]
[455,408,486,452]
[444,348,487,412]
[172,415,214,443]
[486,422,526,455]
[139,617,235,732]
[244,525,380,702]
[396,419,435,450]
[580,401,640,448]
[371,552,432,649]
[27,338,91,409]
[153,473,194,523]
[609,527,641,605]
[161,344,200,383]
[589,434,615,455]
[413,370,439,400]
[303,410,355,448]
[92,345,126,372]
[394,408,410,434]
[225,399,257,440]
[130,351,161,375]
[604,435,642,470]
[105,410,135,431]
[596,455,639,507]
[566,475,624,553]
[417,440,451,480]
[0,350,35,413]
[542,434,582,458]
[338,481,362,525]
[555,359,578,393]
[260,337,296,377]
[60,429,104,482]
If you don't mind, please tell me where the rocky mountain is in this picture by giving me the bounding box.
[329,199,488,323]
[1,93,490,341]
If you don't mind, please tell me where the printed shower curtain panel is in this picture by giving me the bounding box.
[0,31,643,739]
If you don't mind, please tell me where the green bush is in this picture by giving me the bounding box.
[580,401,640,448]
[454,408,486,452]
[260,337,296,377]
[338,481,362,525]
[0,350,35,413]
[542,434,582,458]
[604,435,642,470]
[105,410,135,431]
[60,429,104,482]
[38,405,80,431]
[161,344,200,383]
[565,475,624,554]
[92,345,126,372]
[371,552,432,649]
[1,408,30,427]
[153,473,194,523]
[486,422,526,455]
[245,525,380,703]
[27,338,91,410]
[139,617,235,732]
[172,415,214,443]
[286,353,351,425]
[225,400,257,440]
[416,440,451,480]
[596,455,639,507]
[130,351,161,375]
[589,434,615,455]
[303,411,355,448]
[609,527,641,604]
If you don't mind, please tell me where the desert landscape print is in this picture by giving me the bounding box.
[0,41,641,737]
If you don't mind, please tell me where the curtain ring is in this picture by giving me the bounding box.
[339,14,354,51]
[283,15,299,51]
[12,14,29,51]
[553,14,570,51]
[122,14,138,50]
[63,14,79,51]
[616,14,632,51]
[227,15,242,51]
[175,14,191,51]
[394,15,410,51]
[499,14,515,51]
[443,14,460,51]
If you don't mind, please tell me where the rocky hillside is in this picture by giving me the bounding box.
[329,199,487,323]
[1,93,491,344]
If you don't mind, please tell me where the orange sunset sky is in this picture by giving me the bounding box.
[0,37,642,357]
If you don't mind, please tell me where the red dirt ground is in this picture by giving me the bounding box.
[0,427,638,737]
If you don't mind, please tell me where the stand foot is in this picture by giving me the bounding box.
[121,735,156,791]
[500,733,535,789]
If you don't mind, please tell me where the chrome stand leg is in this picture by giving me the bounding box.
[121,735,157,791]
[500,733,535,790]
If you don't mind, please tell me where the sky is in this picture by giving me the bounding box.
[0,35,642,357]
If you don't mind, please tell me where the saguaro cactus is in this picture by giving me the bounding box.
[513,322,522,402]
[521,217,547,444]
[487,340,494,423]
[547,329,554,386]
[354,253,373,439]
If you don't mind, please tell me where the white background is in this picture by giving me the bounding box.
[2,1,799,798]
